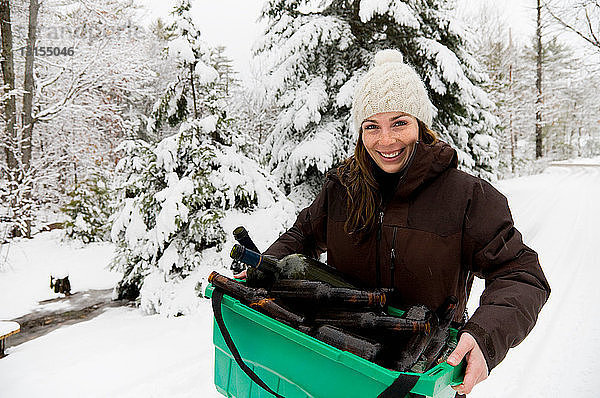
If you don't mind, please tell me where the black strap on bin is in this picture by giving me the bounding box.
[211,288,285,398]
[212,287,420,398]
[376,373,420,398]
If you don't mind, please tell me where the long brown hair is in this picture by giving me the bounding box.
[336,119,438,241]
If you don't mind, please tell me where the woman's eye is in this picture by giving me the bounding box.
[364,124,377,130]
[393,120,407,127]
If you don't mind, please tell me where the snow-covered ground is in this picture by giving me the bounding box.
[467,162,600,398]
[1,162,599,397]
[0,231,122,320]
[549,155,600,165]
[0,321,20,337]
[0,230,222,397]
[0,306,220,398]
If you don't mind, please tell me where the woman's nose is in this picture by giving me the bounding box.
[378,126,396,145]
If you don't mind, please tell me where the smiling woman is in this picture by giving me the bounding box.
[252,49,550,397]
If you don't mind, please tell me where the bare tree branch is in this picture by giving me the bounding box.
[32,42,108,123]
[37,66,66,95]
[542,0,600,49]
[585,8,600,46]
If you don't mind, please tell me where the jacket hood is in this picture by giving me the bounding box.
[394,140,458,199]
[329,140,458,200]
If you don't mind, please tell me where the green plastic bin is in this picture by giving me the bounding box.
[206,284,464,398]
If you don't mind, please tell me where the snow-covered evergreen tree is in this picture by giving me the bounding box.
[110,0,289,315]
[529,37,599,160]
[61,172,113,243]
[506,34,599,167]
[465,5,535,176]
[228,60,280,162]
[254,0,499,199]
[463,1,600,176]
[253,0,357,201]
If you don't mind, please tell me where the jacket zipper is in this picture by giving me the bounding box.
[375,210,384,288]
[375,141,419,290]
[390,226,397,291]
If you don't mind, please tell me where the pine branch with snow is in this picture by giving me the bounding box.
[61,172,114,243]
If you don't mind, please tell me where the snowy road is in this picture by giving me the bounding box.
[469,164,600,398]
[0,163,599,397]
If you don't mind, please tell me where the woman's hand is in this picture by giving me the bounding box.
[233,269,247,279]
[447,332,488,395]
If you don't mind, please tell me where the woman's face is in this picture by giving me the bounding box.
[361,112,419,174]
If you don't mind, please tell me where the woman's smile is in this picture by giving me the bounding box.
[377,148,406,161]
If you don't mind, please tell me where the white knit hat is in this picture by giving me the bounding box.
[351,49,433,134]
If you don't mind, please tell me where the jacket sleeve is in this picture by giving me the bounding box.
[262,179,330,260]
[460,179,550,372]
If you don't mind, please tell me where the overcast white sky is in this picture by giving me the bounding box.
[139,0,266,82]
[138,0,588,82]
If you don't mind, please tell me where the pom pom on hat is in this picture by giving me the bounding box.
[351,49,433,134]
[373,49,404,66]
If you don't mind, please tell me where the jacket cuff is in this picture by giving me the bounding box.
[459,321,496,373]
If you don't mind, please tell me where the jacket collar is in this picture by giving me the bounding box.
[392,140,458,200]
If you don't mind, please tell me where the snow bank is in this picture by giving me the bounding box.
[0,306,221,398]
[0,321,20,337]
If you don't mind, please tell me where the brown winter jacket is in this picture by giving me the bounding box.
[263,140,550,372]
